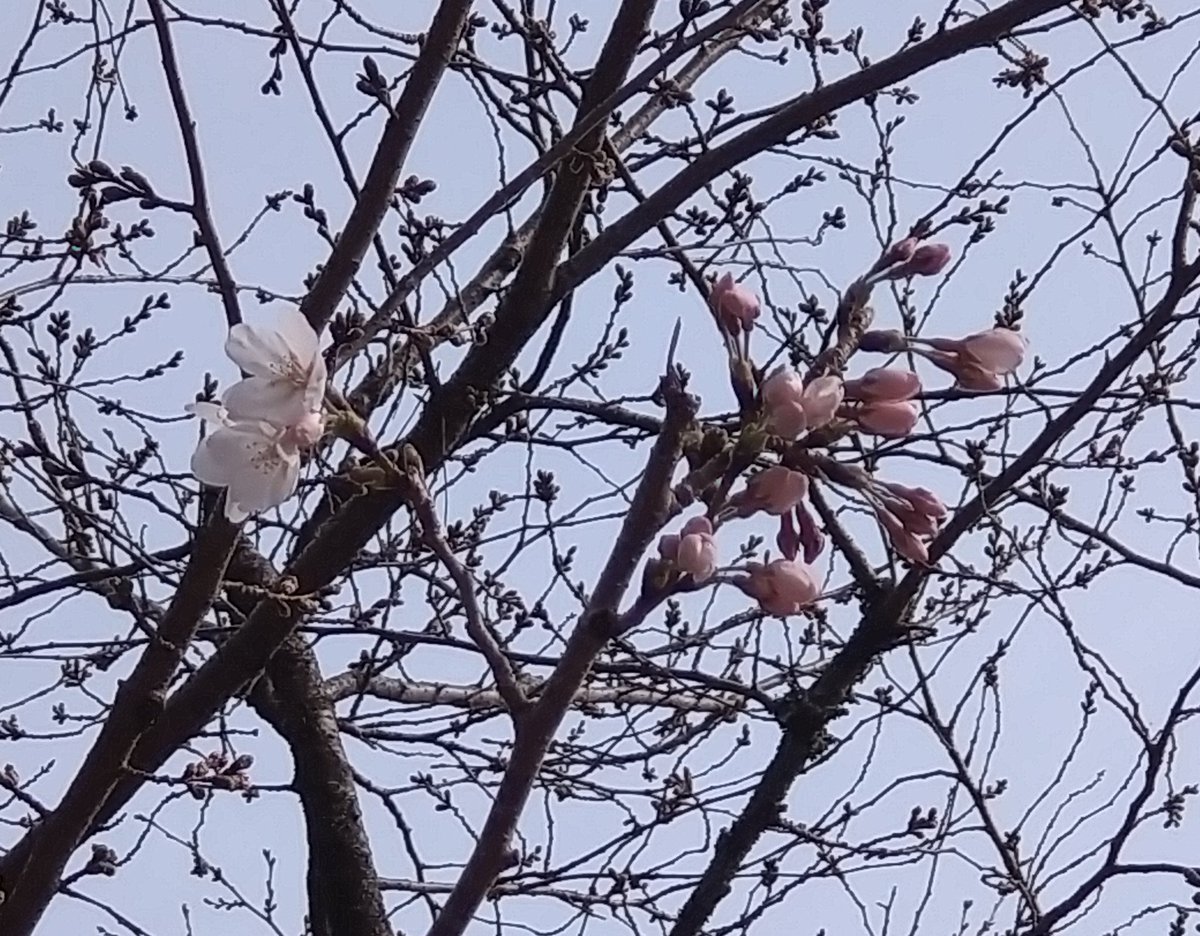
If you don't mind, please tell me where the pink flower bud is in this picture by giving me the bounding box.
[761,365,804,407]
[657,533,680,560]
[795,500,825,564]
[734,466,809,516]
[711,272,760,335]
[883,237,918,265]
[801,376,844,429]
[855,401,919,438]
[777,512,800,561]
[878,509,929,565]
[675,516,717,582]
[962,328,1026,374]
[879,481,947,518]
[918,326,1025,390]
[767,400,808,439]
[761,366,808,438]
[677,532,717,582]
[892,503,939,537]
[885,243,951,279]
[952,358,1006,392]
[843,367,922,403]
[739,559,820,615]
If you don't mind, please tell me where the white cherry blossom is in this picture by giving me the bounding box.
[222,309,327,426]
[186,402,323,521]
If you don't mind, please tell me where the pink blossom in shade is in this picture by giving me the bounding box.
[801,375,844,429]
[843,367,922,403]
[711,272,761,335]
[767,400,808,439]
[676,516,718,582]
[735,466,809,516]
[761,366,809,438]
[854,400,919,438]
[884,242,952,279]
[657,533,680,560]
[739,559,820,615]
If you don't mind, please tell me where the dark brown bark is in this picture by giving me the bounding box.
[252,637,393,936]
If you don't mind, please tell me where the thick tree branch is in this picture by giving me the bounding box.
[424,365,696,936]
[404,0,659,467]
[251,635,394,936]
[550,0,1077,304]
[326,673,739,714]
[336,0,782,371]
[299,0,475,333]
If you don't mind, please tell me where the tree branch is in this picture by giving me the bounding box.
[424,364,696,936]
[402,459,527,714]
[299,0,475,333]
[664,170,1200,936]
[0,517,239,936]
[326,674,740,715]
[146,0,243,328]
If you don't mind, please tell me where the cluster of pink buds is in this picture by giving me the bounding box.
[654,249,1005,619]
[866,480,948,564]
[839,366,922,438]
[657,515,718,582]
[725,465,825,605]
[869,237,953,281]
[761,366,844,439]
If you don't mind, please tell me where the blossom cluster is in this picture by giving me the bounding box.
[648,235,1028,618]
[187,310,328,521]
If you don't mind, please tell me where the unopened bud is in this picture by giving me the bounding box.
[858,329,909,354]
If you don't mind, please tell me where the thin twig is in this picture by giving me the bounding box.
[146,0,243,328]
[401,453,527,715]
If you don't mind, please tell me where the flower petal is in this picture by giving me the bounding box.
[276,309,320,362]
[225,321,294,378]
[224,497,251,523]
[223,375,307,426]
[225,441,299,515]
[962,329,1026,374]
